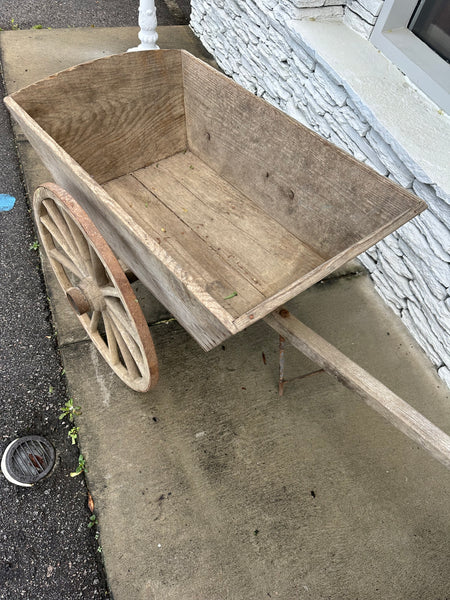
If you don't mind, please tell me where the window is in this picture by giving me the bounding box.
[370,0,450,113]
[408,0,450,63]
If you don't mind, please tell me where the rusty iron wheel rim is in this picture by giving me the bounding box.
[33,183,158,392]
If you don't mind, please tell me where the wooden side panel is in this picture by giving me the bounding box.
[5,97,236,351]
[11,50,187,184]
[182,52,426,259]
[233,206,421,331]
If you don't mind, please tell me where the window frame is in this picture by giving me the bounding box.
[370,0,450,114]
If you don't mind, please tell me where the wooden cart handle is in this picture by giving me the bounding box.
[265,308,450,470]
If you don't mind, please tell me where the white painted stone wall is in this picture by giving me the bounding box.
[190,0,450,387]
[250,0,385,39]
[344,0,385,38]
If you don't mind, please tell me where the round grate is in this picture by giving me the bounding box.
[1,436,55,487]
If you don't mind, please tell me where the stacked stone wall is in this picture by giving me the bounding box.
[239,0,386,39]
[344,0,385,38]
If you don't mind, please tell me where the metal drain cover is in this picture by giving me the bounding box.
[1,436,55,487]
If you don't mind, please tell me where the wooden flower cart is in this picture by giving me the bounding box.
[5,50,450,469]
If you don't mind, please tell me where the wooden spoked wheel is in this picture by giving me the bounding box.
[33,183,158,392]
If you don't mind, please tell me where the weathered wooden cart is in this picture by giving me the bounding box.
[5,50,450,469]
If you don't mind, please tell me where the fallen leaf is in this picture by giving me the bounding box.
[88,491,94,513]
[28,454,44,469]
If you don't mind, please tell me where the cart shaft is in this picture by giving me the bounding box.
[265,308,450,470]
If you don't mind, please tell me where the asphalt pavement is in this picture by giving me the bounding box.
[0,3,190,599]
[0,0,189,30]
[0,67,109,600]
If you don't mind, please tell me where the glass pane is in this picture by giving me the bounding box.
[408,0,450,63]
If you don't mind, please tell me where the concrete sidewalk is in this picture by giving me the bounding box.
[2,26,450,600]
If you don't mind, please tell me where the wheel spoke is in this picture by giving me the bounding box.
[108,314,140,378]
[90,310,101,333]
[89,245,109,286]
[61,209,92,270]
[103,312,120,366]
[101,286,121,298]
[43,199,79,254]
[40,214,83,270]
[105,298,141,345]
[48,247,83,279]
[106,301,144,369]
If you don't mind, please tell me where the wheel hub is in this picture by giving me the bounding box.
[66,276,105,315]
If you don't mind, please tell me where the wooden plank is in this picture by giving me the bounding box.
[265,308,450,470]
[5,96,238,350]
[134,151,324,298]
[181,51,426,259]
[11,50,187,184]
[103,173,265,317]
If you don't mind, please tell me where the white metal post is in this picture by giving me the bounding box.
[128,0,159,52]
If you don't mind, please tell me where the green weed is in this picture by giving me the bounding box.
[70,454,86,477]
[59,398,82,423]
[68,426,79,445]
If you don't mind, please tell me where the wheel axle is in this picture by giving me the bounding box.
[66,286,90,315]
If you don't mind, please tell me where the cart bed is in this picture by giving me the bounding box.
[103,150,324,318]
[5,49,426,350]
